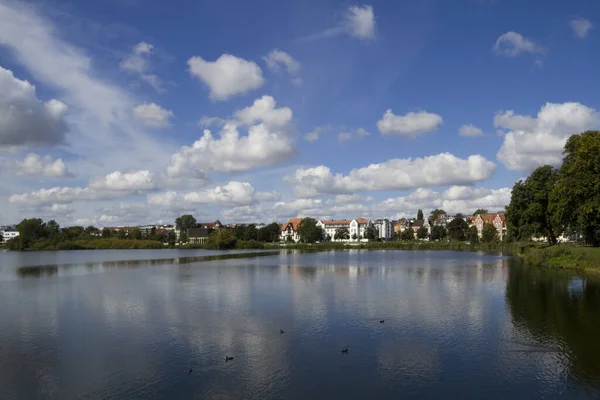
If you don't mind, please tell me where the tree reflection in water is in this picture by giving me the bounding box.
[506,264,600,392]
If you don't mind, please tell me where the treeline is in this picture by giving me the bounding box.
[506,130,600,247]
[6,218,166,251]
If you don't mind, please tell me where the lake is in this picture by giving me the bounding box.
[0,249,599,399]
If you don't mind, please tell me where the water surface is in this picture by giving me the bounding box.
[0,249,598,399]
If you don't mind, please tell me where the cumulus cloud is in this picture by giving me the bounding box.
[263,49,300,74]
[148,181,274,207]
[0,66,69,147]
[10,170,155,206]
[303,5,376,41]
[338,132,353,142]
[377,109,443,137]
[166,96,294,179]
[88,170,155,191]
[132,102,174,128]
[13,153,73,178]
[496,102,599,171]
[304,125,331,142]
[285,153,496,197]
[458,124,483,137]
[493,31,545,57]
[570,18,593,39]
[119,42,164,92]
[187,54,264,101]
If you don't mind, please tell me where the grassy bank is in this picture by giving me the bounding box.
[523,245,600,270]
[264,241,523,252]
[13,238,165,251]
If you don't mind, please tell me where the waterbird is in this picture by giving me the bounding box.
[380,320,385,323]
[280,329,285,334]
[225,356,234,361]
[188,369,193,374]
[341,348,349,353]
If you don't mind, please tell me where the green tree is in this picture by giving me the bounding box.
[363,227,376,240]
[257,226,270,242]
[16,218,49,249]
[447,217,468,241]
[400,229,415,241]
[131,227,142,240]
[429,209,446,222]
[506,165,559,245]
[352,233,358,240]
[167,231,177,246]
[416,226,429,240]
[266,222,281,242]
[550,131,600,247]
[175,215,197,232]
[430,225,447,241]
[102,228,112,238]
[179,232,188,243]
[243,224,257,241]
[208,229,237,249]
[468,226,479,245]
[334,227,350,240]
[63,226,84,240]
[46,220,60,238]
[0,232,4,243]
[481,223,499,243]
[417,209,424,220]
[472,209,488,216]
[297,218,324,243]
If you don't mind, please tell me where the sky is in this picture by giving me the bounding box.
[0,0,599,227]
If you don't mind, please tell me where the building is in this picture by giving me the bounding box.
[187,220,223,244]
[394,220,408,235]
[0,227,19,242]
[411,219,432,238]
[317,218,372,242]
[372,219,393,240]
[471,213,507,241]
[280,218,302,242]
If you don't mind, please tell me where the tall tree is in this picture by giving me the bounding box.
[429,209,446,222]
[334,227,350,240]
[431,225,447,241]
[175,215,197,232]
[400,228,415,241]
[468,226,479,245]
[481,224,499,243]
[363,227,376,240]
[208,229,237,249]
[131,227,142,240]
[506,165,559,244]
[417,209,424,220]
[550,131,600,247]
[297,218,324,243]
[472,209,488,216]
[16,218,49,249]
[416,226,429,240]
[447,217,468,241]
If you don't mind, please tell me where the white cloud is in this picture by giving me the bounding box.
[166,96,294,179]
[198,116,227,128]
[132,102,174,128]
[13,153,73,178]
[496,102,600,171]
[493,31,545,57]
[88,170,155,191]
[345,5,376,39]
[149,181,271,207]
[356,127,370,137]
[326,194,373,205]
[458,124,483,137]
[187,54,264,101]
[234,95,292,129]
[303,4,376,41]
[285,153,496,197]
[494,110,537,132]
[263,49,300,74]
[119,42,164,92]
[0,66,68,147]
[10,170,155,206]
[570,18,593,39]
[338,132,352,142]
[304,125,330,142]
[377,109,443,137]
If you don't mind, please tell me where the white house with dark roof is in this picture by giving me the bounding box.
[317,218,372,242]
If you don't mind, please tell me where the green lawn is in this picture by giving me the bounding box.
[524,245,600,270]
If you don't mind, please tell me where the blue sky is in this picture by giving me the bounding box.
[0,0,598,226]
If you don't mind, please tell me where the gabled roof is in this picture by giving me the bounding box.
[355,218,369,223]
[196,220,222,229]
[321,219,353,226]
[475,213,506,225]
[281,218,302,232]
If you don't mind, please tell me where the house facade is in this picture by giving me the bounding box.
[373,218,394,240]
[0,227,19,242]
[280,218,302,242]
[471,213,507,241]
[187,220,223,244]
[410,219,432,238]
[317,218,372,242]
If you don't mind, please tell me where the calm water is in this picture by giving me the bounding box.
[0,249,599,399]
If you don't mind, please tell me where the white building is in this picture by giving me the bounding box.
[0,228,19,242]
[317,218,372,242]
[280,218,302,242]
[372,219,393,240]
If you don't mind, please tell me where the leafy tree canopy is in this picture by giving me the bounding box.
[431,225,447,241]
[481,223,499,243]
[417,209,424,220]
[416,226,429,239]
[363,227,376,240]
[297,218,324,243]
[468,226,479,245]
[175,215,197,231]
[447,217,468,241]
[429,209,447,221]
[334,227,350,240]
[473,209,488,216]
[400,228,415,241]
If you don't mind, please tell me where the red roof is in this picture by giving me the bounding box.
[281,218,302,232]
[476,214,506,225]
[321,219,353,226]
[355,218,369,223]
